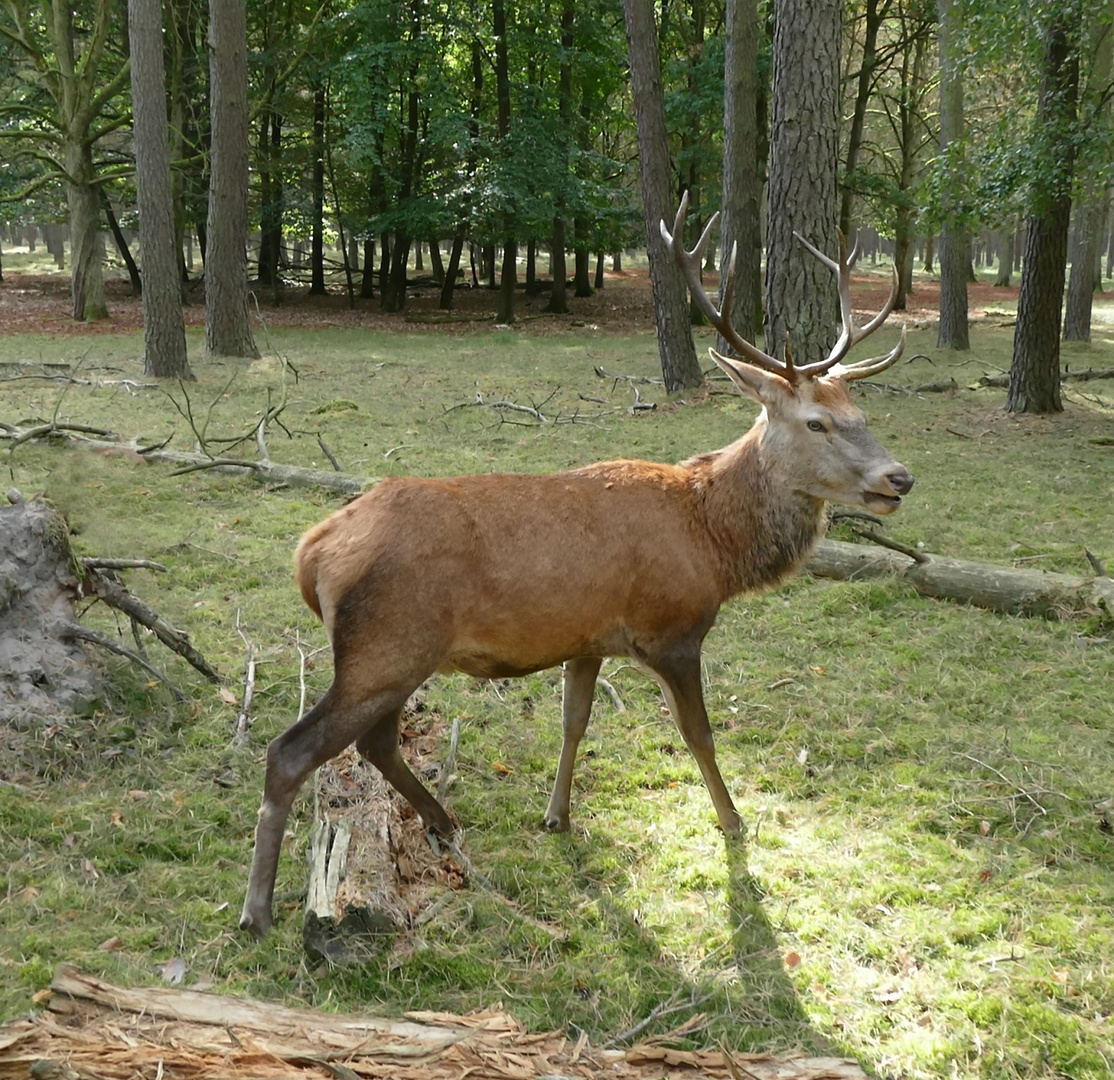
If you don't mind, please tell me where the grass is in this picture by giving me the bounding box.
[1,281,1112,1079]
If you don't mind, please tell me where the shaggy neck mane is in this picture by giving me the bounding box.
[684,424,827,599]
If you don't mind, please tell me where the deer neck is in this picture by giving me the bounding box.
[690,423,827,598]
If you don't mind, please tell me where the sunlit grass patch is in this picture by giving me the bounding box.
[0,319,1111,1077]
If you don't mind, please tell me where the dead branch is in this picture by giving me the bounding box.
[81,566,221,683]
[593,365,664,385]
[232,617,258,746]
[61,620,187,702]
[436,716,462,805]
[597,677,627,712]
[848,525,930,565]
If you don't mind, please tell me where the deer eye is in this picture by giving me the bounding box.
[806,419,827,433]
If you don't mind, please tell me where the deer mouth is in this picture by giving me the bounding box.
[864,491,903,513]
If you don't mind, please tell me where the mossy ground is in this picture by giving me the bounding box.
[1,267,1112,1079]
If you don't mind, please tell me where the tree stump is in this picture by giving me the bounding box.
[0,491,98,723]
[303,715,464,965]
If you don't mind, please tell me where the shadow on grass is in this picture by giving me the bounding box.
[322,818,854,1065]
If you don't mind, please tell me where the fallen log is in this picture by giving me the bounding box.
[0,964,871,1080]
[808,539,1114,619]
[5,421,1110,622]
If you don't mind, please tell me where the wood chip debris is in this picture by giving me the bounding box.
[0,966,869,1080]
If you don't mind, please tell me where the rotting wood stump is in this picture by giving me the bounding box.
[0,489,219,726]
[0,491,97,722]
[302,712,465,965]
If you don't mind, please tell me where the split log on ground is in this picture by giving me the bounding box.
[0,963,871,1080]
[808,539,1114,618]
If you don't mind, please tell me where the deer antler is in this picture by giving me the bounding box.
[660,192,788,376]
[661,192,906,383]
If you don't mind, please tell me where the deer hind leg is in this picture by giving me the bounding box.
[544,656,603,832]
[355,708,455,836]
[240,681,417,938]
[651,649,742,835]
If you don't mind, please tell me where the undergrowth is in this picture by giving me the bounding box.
[1,297,1112,1080]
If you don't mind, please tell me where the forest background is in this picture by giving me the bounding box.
[1,2,1114,1080]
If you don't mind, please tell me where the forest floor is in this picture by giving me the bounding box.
[1,252,1112,1080]
[0,256,1032,339]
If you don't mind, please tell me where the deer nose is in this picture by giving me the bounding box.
[888,469,914,496]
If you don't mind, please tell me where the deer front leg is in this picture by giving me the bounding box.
[651,649,742,835]
[544,656,603,831]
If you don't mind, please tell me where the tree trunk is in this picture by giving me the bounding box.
[545,217,569,313]
[66,144,109,322]
[205,0,259,359]
[497,239,517,324]
[100,189,143,297]
[310,83,327,296]
[936,0,969,350]
[764,0,842,365]
[1062,9,1112,342]
[440,230,466,309]
[621,0,702,391]
[1007,16,1079,414]
[718,0,762,349]
[1063,195,1106,342]
[993,227,1013,287]
[839,0,888,239]
[129,0,192,380]
[573,217,593,297]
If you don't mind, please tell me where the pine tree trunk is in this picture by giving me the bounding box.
[622,0,702,391]
[935,0,969,349]
[205,0,259,358]
[1007,17,1079,414]
[718,0,761,348]
[764,0,841,365]
[310,84,327,296]
[129,0,191,380]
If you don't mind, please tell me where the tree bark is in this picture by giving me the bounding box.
[622,0,702,391]
[718,0,762,349]
[1062,7,1112,342]
[129,0,192,379]
[310,82,327,296]
[205,0,259,358]
[764,0,842,365]
[1007,16,1079,414]
[935,0,969,350]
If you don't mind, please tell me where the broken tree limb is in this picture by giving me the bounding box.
[1,421,372,494]
[80,565,220,683]
[60,621,187,702]
[807,539,1114,619]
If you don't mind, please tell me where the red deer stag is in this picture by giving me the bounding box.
[240,194,913,937]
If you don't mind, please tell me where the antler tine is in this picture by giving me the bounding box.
[834,324,907,381]
[790,227,901,379]
[661,194,787,377]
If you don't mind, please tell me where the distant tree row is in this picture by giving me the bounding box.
[0,0,1110,407]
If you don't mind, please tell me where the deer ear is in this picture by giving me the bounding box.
[710,349,791,405]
